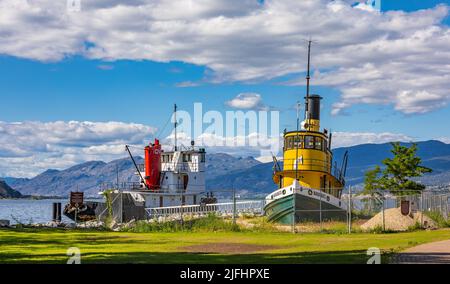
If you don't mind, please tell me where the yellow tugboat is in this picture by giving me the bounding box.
[264,41,349,224]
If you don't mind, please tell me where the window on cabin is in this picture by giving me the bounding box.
[315,137,323,151]
[293,135,303,149]
[284,137,291,150]
[183,154,191,162]
[305,136,314,149]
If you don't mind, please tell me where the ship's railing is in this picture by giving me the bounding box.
[145,200,265,219]
[99,182,142,191]
[99,182,204,193]
[161,162,202,172]
[136,162,203,173]
[278,158,345,184]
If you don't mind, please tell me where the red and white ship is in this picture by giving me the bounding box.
[122,104,214,210]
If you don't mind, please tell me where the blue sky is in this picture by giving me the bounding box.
[1,0,450,177]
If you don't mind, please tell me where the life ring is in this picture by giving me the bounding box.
[308,190,313,195]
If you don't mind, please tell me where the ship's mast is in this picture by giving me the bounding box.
[295,101,301,181]
[174,103,178,151]
[305,40,312,120]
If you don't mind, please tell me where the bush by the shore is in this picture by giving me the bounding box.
[121,213,240,233]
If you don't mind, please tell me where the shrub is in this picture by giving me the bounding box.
[425,211,450,228]
[122,213,240,233]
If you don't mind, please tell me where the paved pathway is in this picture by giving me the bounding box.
[394,239,450,264]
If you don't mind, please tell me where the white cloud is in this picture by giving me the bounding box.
[164,130,281,158]
[225,93,267,110]
[175,81,200,87]
[331,131,413,148]
[1,1,449,114]
[0,121,156,177]
[0,119,427,176]
[436,137,450,144]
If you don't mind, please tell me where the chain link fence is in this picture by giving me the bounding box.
[348,189,450,232]
[95,186,449,233]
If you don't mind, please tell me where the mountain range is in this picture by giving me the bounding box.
[2,140,450,198]
[0,180,22,199]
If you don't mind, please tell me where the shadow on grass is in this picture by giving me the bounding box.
[0,250,372,264]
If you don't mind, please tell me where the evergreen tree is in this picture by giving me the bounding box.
[363,142,432,196]
[379,143,431,195]
[362,165,381,196]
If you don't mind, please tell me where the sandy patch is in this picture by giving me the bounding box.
[361,207,437,231]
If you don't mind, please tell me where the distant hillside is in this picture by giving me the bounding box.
[4,140,450,197]
[0,180,22,199]
[207,140,450,196]
[332,140,450,186]
[6,153,261,197]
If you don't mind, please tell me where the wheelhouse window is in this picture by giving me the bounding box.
[293,135,303,149]
[285,135,304,150]
[305,136,315,149]
[315,137,323,151]
[285,136,292,150]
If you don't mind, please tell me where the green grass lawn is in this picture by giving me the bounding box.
[1,228,449,264]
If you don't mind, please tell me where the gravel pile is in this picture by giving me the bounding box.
[360,207,437,231]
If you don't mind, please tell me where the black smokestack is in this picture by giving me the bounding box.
[306,94,322,120]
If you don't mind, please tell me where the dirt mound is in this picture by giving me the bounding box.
[361,207,437,231]
[181,243,279,254]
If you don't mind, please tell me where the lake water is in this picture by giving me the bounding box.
[0,199,72,224]
[0,198,260,225]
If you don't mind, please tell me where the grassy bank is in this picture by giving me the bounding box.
[1,227,449,264]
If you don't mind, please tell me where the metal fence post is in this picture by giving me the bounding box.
[292,187,295,233]
[232,188,236,226]
[421,191,424,228]
[319,193,322,232]
[120,191,123,224]
[382,197,385,232]
[348,186,352,234]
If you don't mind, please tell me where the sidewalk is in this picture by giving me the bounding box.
[393,239,450,264]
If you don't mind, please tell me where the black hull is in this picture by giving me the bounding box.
[63,201,102,222]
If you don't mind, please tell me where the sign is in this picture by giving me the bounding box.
[70,192,84,206]
[401,200,410,216]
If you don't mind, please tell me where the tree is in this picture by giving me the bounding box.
[365,142,432,196]
[362,165,381,196]
[361,165,383,214]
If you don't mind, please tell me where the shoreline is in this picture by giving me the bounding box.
[0,196,103,200]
